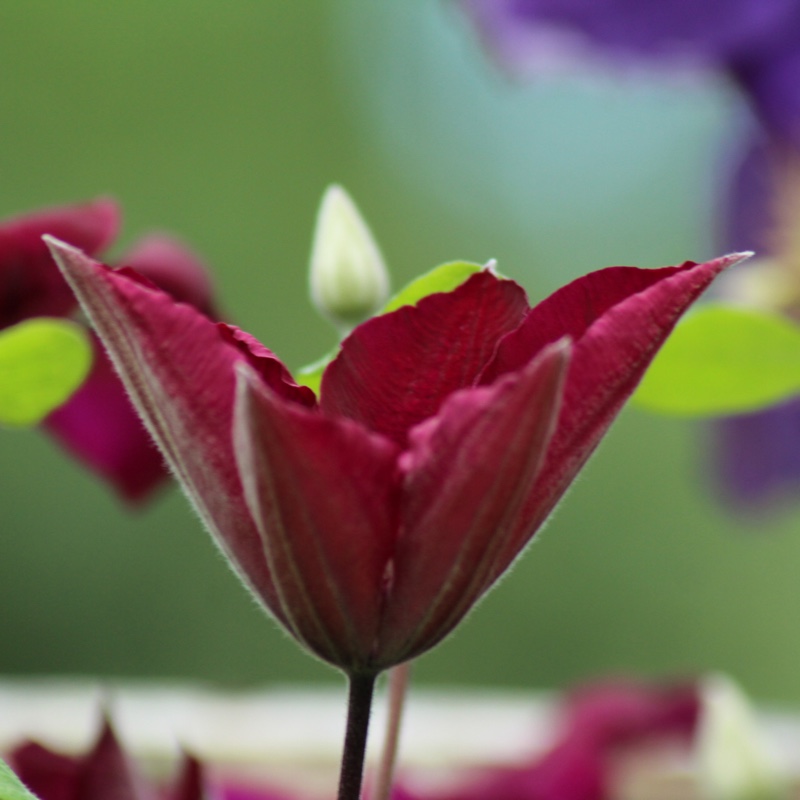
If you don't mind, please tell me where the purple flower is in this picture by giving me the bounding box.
[461,0,800,144]
[462,1,800,509]
[710,134,800,508]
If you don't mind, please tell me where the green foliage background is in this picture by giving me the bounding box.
[3,3,799,704]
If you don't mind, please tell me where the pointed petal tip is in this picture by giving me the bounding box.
[43,233,82,262]
[549,333,573,354]
[483,258,499,274]
[44,235,111,283]
[537,334,573,372]
[42,234,91,277]
[322,182,346,201]
[718,251,754,268]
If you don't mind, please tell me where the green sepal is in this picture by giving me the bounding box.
[633,304,800,417]
[0,318,94,427]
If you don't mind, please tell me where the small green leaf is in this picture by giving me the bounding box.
[295,350,334,396]
[381,261,483,313]
[0,318,93,427]
[633,304,800,417]
[0,757,41,800]
[295,261,486,392]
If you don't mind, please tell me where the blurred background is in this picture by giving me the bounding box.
[3,2,799,704]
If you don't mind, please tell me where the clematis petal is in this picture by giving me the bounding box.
[46,237,293,626]
[427,679,699,800]
[169,755,206,800]
[120,234,217,317]
[377,340,569,667]
[233,364,401,670]
[320,270,529,445]
[0,198,119,328]
[44,235,234,503]
[76,719,152,800]
[44,339,168,503]
[219,324,317,409]
[482,254,748,573]
[10,720,152,800]
[563,679,700,748]
[10,741,81,800]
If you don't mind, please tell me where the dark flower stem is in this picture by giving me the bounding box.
[373,662,412,800]
[338,672,377,800]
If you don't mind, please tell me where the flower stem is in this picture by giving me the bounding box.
[373,662,412,800]
[338,672,377,800]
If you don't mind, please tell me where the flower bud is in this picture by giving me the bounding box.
[696,675,788,800]
[309,185,389,330]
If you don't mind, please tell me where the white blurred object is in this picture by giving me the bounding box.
[0,679,553,769]
[696,675,790,800]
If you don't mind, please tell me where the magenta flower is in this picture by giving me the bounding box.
[49,237,741,674]
[0,200,216,501]
[407,679,699,800]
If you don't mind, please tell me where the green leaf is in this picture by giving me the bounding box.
[0,318,94,427]
[295,350,334,396]
[296,261,485,392]
[633,304,800,417]
[0,757,41,800]
[381,260,483,313]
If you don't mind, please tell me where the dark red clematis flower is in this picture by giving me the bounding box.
[0,200,216,502]
[0,199,118,328]
[9,716,293,800]
[49,237,744,674]
[11,718,192,800]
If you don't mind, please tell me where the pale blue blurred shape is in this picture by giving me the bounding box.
[333,1,745,288]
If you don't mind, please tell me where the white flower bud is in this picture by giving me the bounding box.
[697,675,788,800]
[309,185,389,330]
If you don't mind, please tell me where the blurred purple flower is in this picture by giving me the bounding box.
[711,134,800,509]
[462,0,800,509]
[714,397,800,508]
[0,200,217,502]
[461,0,800,144]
